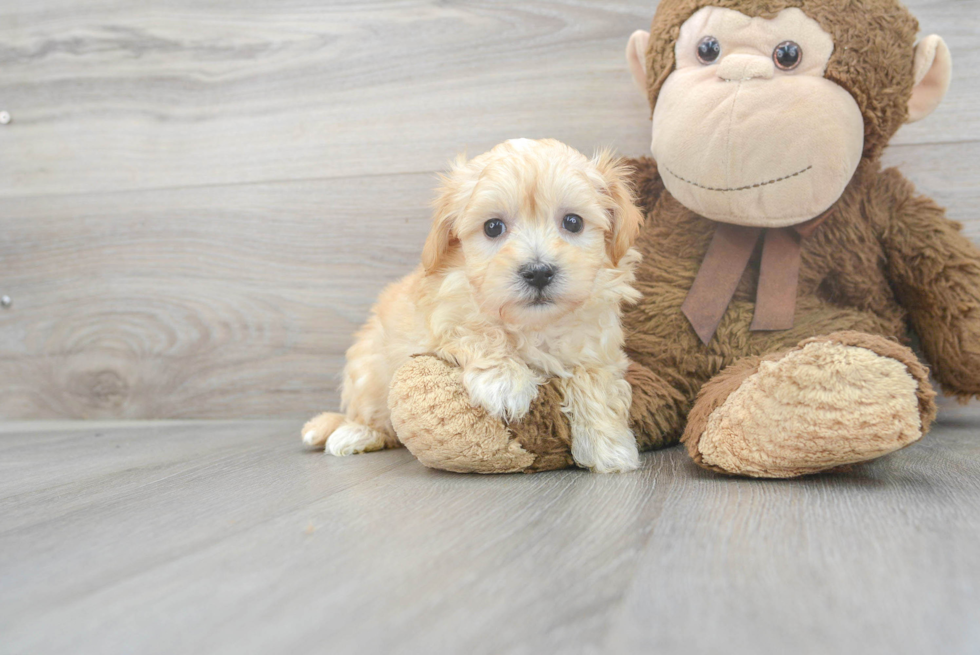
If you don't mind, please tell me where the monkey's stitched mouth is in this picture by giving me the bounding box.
[663,164,813,192]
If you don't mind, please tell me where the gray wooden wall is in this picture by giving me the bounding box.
[1,0,977,419]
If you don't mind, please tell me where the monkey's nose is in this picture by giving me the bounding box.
[520,263,556,291]
[717,54,775,82]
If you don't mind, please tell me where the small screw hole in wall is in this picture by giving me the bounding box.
[0,111,10,124]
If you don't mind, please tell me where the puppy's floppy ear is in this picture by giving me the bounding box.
[592,150,643,265]
[422,155,469,274]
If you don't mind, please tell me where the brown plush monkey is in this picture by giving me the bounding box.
[386,0,980,477]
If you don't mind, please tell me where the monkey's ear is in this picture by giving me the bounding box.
[907,35,952,123]
[626,30,650,93]
[594,151,643,265]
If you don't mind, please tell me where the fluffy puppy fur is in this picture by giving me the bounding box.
[302,138,644,472]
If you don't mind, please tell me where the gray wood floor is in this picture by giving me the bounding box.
[2,410,979,655]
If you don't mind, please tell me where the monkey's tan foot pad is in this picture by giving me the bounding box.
[388,355,574,474]
[682,331,937,478]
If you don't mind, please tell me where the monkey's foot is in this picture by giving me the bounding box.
[388,355,573,474]
[682,331,936,478]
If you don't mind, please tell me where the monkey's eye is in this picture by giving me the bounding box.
[562,214,583,233]
[484,218,506,238]
[773,41,802,70]
[696,36,721,64]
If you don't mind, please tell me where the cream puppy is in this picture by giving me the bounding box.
[302,138,644,472]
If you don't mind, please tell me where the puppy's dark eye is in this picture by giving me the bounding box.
[697,36,721,64]
[562,214,583,234]
[773,41,802,70]
[484,218,506,238]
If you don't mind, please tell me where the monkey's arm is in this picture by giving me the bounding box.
[879,168,980,400]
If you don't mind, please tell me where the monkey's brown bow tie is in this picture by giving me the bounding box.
[681,212,830,345]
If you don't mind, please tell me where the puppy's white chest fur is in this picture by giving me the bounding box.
[511,298,630,379]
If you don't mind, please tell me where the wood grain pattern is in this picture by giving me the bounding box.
[0,0,975,198]
[0,174,434,418]
[0,0,978,418]
[1,411,979,654]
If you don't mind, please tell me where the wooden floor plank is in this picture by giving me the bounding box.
[606,407,980,655]
[0,422,415,613]
[2,411,979,655]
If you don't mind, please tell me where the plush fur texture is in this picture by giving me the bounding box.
[682,331,937,477]
[390,355,574,474]
[379,0,980,477]
[621,154,979,442]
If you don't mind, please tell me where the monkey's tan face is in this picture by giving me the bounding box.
[650,7,865,227]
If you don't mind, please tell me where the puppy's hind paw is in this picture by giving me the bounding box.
[463,363,541,423]
[301,412,346,449]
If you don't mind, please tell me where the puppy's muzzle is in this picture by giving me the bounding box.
[519,262,556,291]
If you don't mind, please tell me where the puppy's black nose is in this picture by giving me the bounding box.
[520,263,556,290]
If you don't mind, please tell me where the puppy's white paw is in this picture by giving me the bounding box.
[463,363,540,422]
[326,423,388,456]
[301,412,346,448]
[571,427,640,473]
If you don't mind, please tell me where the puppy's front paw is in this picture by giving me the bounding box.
[325,422,388,456]
[463,363,540,422]
[571,427,640,473]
